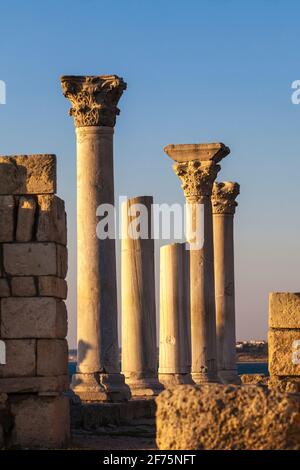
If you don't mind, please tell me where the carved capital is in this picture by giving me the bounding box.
[212,181,240,215]
[61,75,126,127]
[174,160,220,201]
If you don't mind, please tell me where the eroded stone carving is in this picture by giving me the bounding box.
[212,182,240,214]
[174,161,221,200]
[60,75,126,127]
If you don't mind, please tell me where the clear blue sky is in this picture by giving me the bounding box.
[1,0,300,347]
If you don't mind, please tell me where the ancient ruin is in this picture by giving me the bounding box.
[0,154,69,448]
[0,74,299,450]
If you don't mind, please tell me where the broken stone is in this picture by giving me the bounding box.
[0,155,56,195]
[156,384,300,450]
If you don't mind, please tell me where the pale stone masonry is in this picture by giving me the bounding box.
[269,293,300,386]
[121,196,162,395]
[61,75,129,401]
[159,243,192,386]
[0,154,69,448]
[212,181,240,384]
[164,143,229,384]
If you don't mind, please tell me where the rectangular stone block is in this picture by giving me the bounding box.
[269,329,300,376]
[9,394,70,448]
[0,339,36,378]
[0,155,56,195]
[3,243,57,276]
[11,277,36,297]
[38,276,67,299]
[0,298,67,339]
[269,292,300,329]
[0,195,15,241]
[37,339,68,376]
[56,244,68,278]
[16,196,37,242]
[0,375,68,394]
[0,278,10,297]
[37,195,67,245]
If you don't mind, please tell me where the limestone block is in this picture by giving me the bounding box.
[16,196,37,242]
[56,244,68,278]
[11,277,36,297]
[38,276,67,299]
[269,329,300,376]
[9,394,70,448]
[36,195,67,245]
[1,298,67,338]
[0,279,10,297]
[0,340,36,378]
[269,292,300,329]
[0,376,68,394]
[37,339,68,376]
[0,154,56,195]
[156,384,300,450]
[0,195,15,241]
[3,243,57,276]
[240,374,268,386]
[268,376,300,393]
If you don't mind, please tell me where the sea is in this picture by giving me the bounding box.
[68,362,269,377]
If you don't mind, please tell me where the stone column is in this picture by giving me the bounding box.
[61,75,130,401]
[159,243,192,386]
[121,196,162,396]
[212,182,240,384]
[164,143,230,383]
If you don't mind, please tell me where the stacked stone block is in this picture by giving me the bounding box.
[0,154,69,448]
[268,292,300,390]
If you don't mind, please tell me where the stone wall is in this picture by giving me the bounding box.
[268,292,300,392]
[0,154,70,448]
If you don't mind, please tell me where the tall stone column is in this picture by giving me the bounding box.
[159,242,192,386]
[121,196,162,396]
[61,75,130,401]
[164,143,230,383]
[212,182,240,384]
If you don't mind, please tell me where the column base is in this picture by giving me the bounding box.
[159,373,193,388]
[124,374,164,397]
[192,371,221,384]
[71,372,131,402]
[218,369,241,385]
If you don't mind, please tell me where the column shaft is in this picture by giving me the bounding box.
[159,243,191,386]
[212,181,240,384]
[76,127,118,374]
[121,196,162,395]
[189,198,218,382]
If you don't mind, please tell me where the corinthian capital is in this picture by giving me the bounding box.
[212,182,240,215]
[174,160,221,200]
[60,75,126,127]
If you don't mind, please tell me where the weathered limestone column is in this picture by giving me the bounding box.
[159,243,192,386]
[164,144,230,383]
[61,75,130,401]
[212,182,240,384]
[121,196,162,395]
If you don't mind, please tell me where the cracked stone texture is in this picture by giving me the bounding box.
[269,292,300,329]
[269,329,300,376]
[156,384,300,450]
[0,155,56,195]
